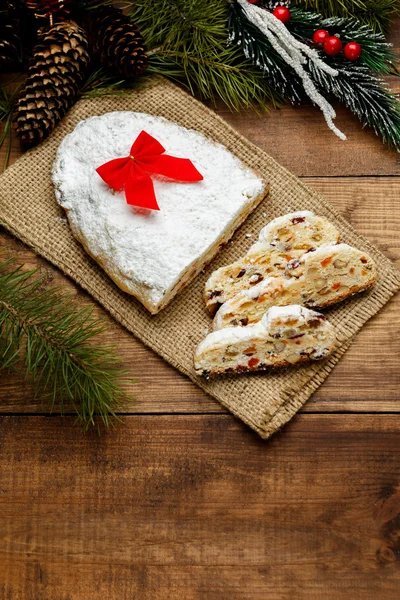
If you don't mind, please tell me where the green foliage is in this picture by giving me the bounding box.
[129,0,282,111]
[229,4,304,103]
[79,68,126,97]
[229,3,400,150]
[0,255,133,430]
[288,7,396,74]
[310,59,400,150]
[292,0,400,33]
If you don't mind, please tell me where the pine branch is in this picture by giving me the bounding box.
[0,255,133,430]
[292,0,400,33]
[79,68,161,99]
[79,68,126,97]
[310,59,400,150]
[228,3,304,103]
[130,0,283,111]
[288,7,396,74]
[146,48,282,111]
[229,3,400,149]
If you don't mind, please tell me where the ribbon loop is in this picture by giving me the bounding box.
[130,130,165,160]
[97,130,203,211]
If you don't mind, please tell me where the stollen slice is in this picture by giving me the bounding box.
[194,305,336,377]
[204,211,340,314]
[212,243,377,330]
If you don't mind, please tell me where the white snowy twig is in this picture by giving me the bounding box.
[237,0,347,140]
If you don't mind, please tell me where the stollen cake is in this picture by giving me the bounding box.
[194,305,336,377]
[212,243,377,330]
[52,112,269,314]
[204,211,340,314]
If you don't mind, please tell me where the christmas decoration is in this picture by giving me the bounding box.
[97,130,203,211]
[0,0,22,66]
[85,6,148,80]
[0,0,399,157]
[344,41,362,60]
[130,0,278,112]
[323,35,343,55]
[233,0,346,139]
[13,20,90,146]
[228,3,400,149]
[292,0,400,33]
[312,28,329,45]
[272,6,291,23]
[0,253,131,430]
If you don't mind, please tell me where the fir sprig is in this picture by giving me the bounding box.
[0,255,133,430]
[288,7,396,74]
[130,0,282,110]
[228,4,304,103]
[229,3,400,150]
[293,0,400,33]
[310,60,400,150]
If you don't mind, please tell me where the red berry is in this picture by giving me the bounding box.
[272,6,291,23]
[246,0,259,3]
[323,35,343,56]
[344,41,362,61]
[312,29,330,46]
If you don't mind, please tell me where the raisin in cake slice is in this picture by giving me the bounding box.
[204,211,339,314]
[52,112,269,314]
[194,305,336,377]
[212,244,377,330]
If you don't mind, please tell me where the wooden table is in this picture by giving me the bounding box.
[2,26,400,599]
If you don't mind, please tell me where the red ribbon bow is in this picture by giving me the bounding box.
[96,130,203,211]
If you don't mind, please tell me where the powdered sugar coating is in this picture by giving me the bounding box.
[195,304,332,354]
[263,304,306,322]
[52,112,266,310]
[258,210,314,241]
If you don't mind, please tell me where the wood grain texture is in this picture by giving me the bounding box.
[210,22,400,178]
[2,17,400,600]
[1,178,399,414]
[1,415,400,600]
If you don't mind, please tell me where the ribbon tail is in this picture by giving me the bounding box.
[125,165,160,211]
[139,155,203,182]
[96,157,132,190]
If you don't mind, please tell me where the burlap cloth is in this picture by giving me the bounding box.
[1,77,399,439]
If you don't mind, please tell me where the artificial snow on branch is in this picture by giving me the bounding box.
[236,0,346,140]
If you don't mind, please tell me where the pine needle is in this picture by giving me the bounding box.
[130,0,283,111]
[289,8,397,74]
[0,255,133,430]
[79,68,127,98]
[229,4,400,150]
[292,0,400,33]
[311,60,400,151]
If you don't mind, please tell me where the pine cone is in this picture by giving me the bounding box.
[13,20,90,147]
[85,6,148,80]
[0,0,22,66]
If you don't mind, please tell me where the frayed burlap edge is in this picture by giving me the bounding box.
[0,76,399,439]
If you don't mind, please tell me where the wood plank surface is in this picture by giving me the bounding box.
[2,19,400,600]
[212,21,400,178]
[1,178,399,414]
[1,414,400,600]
